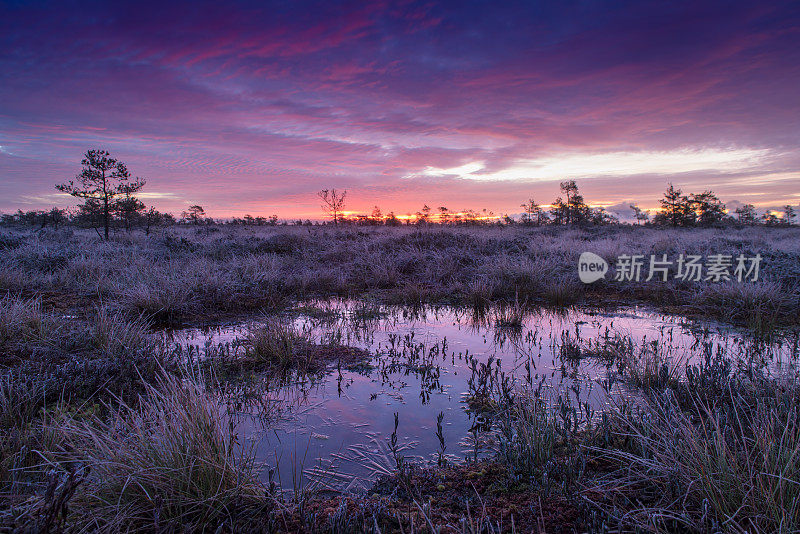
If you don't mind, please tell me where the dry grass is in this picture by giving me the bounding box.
[0,309,797,532]
[49,372,266,531]
[201,320,371,375]
[0,371,46,431]
[0,225,797,327]
[244,320,307,368]
[598,376,800,532]
[692,280,797,333]
[1,224,799,531]
[0,296,165,405]
[0,296,46,351]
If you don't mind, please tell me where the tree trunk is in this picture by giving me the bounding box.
[104,197,109,239]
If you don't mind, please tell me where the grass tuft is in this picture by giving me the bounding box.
[53,373,265,531]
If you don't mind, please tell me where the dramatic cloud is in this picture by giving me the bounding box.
[418,148,773,182]
[1,0,799,217]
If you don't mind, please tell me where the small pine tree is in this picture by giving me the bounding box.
[734,204,758,225]
[56,149,145,239]
[656,184,694,227]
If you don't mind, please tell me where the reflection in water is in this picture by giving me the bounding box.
[165,301,799,493]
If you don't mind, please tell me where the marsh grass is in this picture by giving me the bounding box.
[2,223,800,531]
[453,328,800,532]
[0,296,47,352]
[0,371,71,531]
[0,372,48,492]
[1,295,156,358]
[118,278,194,325]
[494,296,527,330]
[466,278,496,311]
[0,371,45,431]
[616,340,685,391]
[245,320,308,369]
[50,372,266,531]
[196,320,372,376]
[91,307,157,357]
[561,329,685,391]
[497,391,562,481]
[593,374,800,532]
[0,311,797,532]
[3,225,797,328]
[291,303,342,322]
[693,280,796,334]
[0,295,167,411]
[580,332,633,362]
[552,330,800,532]
[557,331,583,361]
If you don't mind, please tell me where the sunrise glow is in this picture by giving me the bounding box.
[1,1,798,218]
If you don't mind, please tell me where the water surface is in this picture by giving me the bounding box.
[166,301,799,493]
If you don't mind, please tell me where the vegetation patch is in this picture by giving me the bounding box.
[204,320,373,375]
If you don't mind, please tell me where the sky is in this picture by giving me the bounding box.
[1,0,799,219]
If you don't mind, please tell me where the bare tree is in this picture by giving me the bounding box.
[521,198,546,225]
[438,206,450,224]
[629,203,649,225]
[415,204,432,225]
[56,149,145,239]
[317,189,347,225]
[782,205,796,226]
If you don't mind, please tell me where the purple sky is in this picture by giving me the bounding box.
[1,0,799,218]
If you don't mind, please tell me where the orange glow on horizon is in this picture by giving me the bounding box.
[336,210,503,223]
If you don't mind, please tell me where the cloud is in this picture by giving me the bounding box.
[1,0,799,216]
[417,148,773,182]
[137,192,182,200]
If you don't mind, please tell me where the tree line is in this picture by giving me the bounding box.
[317,180,797,228]
[1,149,797,235]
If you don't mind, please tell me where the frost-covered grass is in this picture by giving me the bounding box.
[1,224,799,532]
[1,224,798,328]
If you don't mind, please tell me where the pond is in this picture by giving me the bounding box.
[165,301,799,494]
